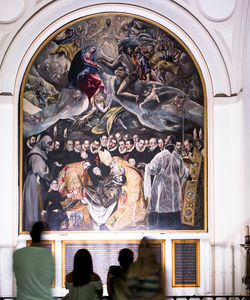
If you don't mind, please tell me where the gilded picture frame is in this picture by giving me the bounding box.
[61,239,165,288]
[19,12,207,234]
[172,239,200,287]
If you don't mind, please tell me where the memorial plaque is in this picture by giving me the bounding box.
[62,240,165,287]
[172,239,200,287]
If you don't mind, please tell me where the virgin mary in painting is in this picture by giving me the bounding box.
[67,42,106,106]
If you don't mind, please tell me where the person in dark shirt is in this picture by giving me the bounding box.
[100,134,108,151]
[123,139,137,161]
[117,140,127,159]
[42,179,72,230]
[144,137,160,163]
[23,135,36,159]
[70,140,83,163]
[82,139,91,157]
[61,139,75,166]
[23,135,36,182]
[47,140,64,178]
[107,137,119,157]
[134,138,147,167]
[88,139,110,186]
[107,248,134,300]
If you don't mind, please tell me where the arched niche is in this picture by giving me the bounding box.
[17,3,211,234]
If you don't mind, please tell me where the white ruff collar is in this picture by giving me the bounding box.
[90,146,101,154]
[118,147,126,154]
[149,144,158,152]
[136,143,146,152]
[126,145,135,153]
[108,145,118,152]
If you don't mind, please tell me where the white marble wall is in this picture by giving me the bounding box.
[0,0,249,296]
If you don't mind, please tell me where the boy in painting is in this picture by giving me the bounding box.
[42,179,72,230]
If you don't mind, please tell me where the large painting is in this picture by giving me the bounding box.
[19,13,207,233]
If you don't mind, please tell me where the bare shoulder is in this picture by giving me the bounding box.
[90,272,101,282]
[66,272,73,282]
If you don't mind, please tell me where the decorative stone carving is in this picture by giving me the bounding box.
[0,0,26,23]
[197,0,236,22]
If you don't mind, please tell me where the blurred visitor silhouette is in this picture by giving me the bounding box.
[107,248,134,300]
[128,237,165,300]
[13,221,54,300]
